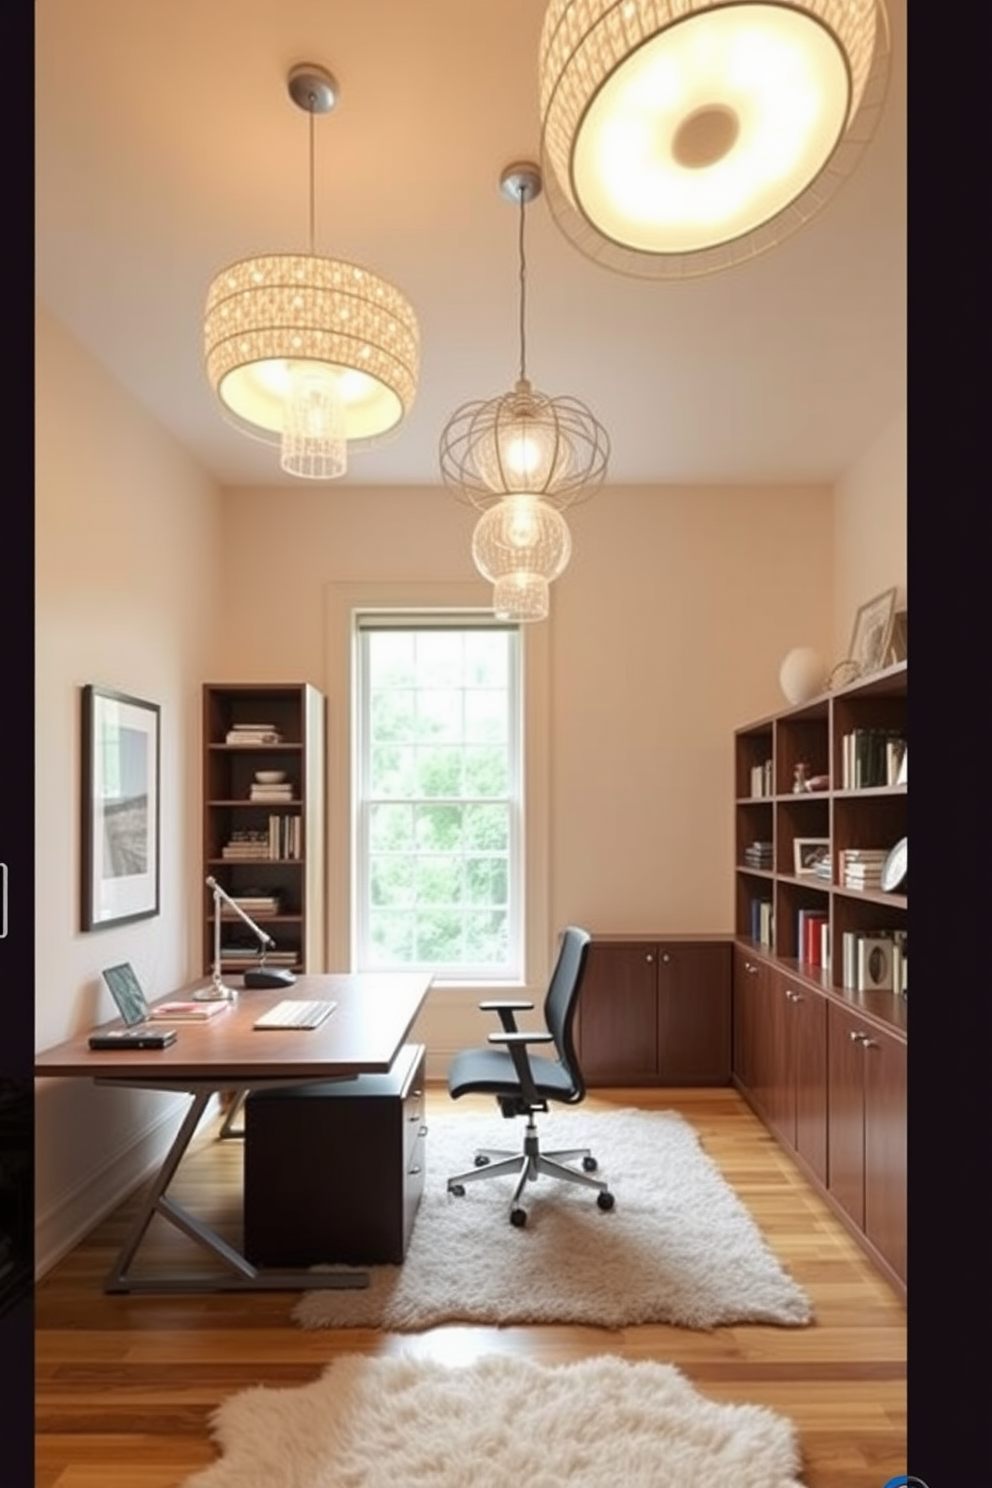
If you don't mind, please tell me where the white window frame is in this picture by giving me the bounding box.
[355,615,522,979]
[324,581,550,994]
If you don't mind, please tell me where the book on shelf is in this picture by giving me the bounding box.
[748,760,773,798]
[750,897,774,949]
[840,729,907,789]
[839,847,889,890]
[743,840,773,868]
[220,947,297,967]
[797,908,829,967]
[225,724,283,745]
[148,1000,229,1022]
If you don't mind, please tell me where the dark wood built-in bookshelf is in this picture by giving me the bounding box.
[202,683,326,978]
[732,660,907,1296]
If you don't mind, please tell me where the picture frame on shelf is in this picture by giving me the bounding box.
[846,587,897,677]
[793,838,830,876]
[887,607,908,665]
[81,685,160,930]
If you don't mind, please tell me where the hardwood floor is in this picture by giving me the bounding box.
[34,1086,906,1487]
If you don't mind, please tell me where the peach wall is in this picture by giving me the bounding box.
[832,407,907,661]
[34,304,224,1271]
[212,480,834,1061]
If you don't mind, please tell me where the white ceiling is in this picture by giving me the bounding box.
[35,0,906,491]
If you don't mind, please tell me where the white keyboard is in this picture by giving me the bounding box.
[253,999,337,1030]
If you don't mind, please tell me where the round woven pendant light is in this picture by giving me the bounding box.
[539,0,891,279]
[204,64,419,478]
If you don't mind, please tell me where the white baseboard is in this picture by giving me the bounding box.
[34,1094,216,1280]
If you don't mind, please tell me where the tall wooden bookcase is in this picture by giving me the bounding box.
[733,660,907,1295]
[734,659,907,991]
[202,683,326,979]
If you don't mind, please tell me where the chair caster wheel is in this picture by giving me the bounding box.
[474,1154,491,1167]
[582,1155,598,1172]
[450,1184,466,1197]
[597,1191,615,1211]
[510,1207,527,1228]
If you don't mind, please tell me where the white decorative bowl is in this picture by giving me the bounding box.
[254,770,287,784]
[779,647,827,706]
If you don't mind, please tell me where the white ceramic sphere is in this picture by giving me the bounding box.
[779,647,827,705]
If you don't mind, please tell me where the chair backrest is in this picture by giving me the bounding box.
[542,926,592,1104]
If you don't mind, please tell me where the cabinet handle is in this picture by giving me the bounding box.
[849,1030,867,1043]
[661,953,670,964]
[419,1124,428,1137]
[861,1039,878,1050]
[746,962,758,975]
[645,953,654,963]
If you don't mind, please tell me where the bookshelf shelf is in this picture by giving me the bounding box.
[202,683,326,979]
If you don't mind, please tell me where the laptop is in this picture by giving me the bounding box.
[88,963,177,1050]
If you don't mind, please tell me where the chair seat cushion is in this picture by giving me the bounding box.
[447,1046,575,1103]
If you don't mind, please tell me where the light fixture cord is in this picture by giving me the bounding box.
[307,92,317,254]
[517,182,527,384]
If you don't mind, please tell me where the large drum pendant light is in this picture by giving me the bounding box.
[539,0,892,279]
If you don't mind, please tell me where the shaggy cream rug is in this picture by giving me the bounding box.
[293,1107,812,1331]
[181,1353,805,1488]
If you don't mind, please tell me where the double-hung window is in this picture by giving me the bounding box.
[355,616,522,981]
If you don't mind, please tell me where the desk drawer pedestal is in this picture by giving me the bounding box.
[243,1042,426,1266]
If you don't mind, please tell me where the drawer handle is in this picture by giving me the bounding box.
[419,1124,428,1137]
[849,1030,867,1043]
[409,1165,422,1177]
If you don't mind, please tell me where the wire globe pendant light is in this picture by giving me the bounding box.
[440,162,609,622]
[539,0,892,279]
[204,63,419,479]
[471,493,573,623]
[439,162,610,513]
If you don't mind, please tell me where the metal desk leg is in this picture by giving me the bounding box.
[104,1087,369,1294]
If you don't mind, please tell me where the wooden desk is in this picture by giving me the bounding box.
[35,972,432,1295]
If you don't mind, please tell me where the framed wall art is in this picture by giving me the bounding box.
[81,685,160,930]
[846,588,897,678]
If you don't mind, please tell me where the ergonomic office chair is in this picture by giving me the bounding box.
[446,925,615,1227]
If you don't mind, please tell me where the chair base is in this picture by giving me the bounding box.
[447,1114,614,1224]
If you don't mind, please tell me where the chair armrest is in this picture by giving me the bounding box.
[487,1029,553,1106]
[479,999,534,1035]
[487,1031,553,1045]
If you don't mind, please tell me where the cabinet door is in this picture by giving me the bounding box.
[785,981,828,1184]
[576,943,657,1083]
[863,1028,907,1284]
[732,948,765,1104]
[656,943,730,1084]
[827,1002,867,1229]
[764,970,794,1147]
